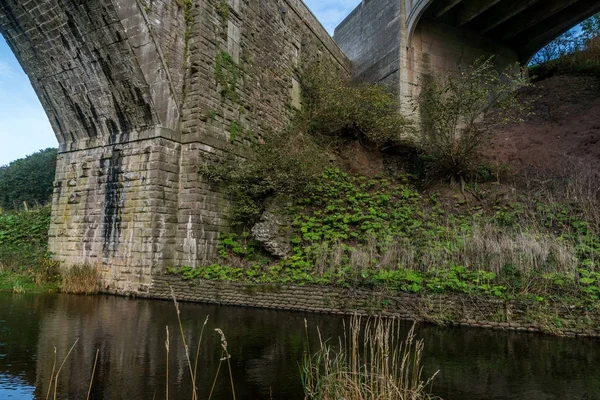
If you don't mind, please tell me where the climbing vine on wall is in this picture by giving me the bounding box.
[216,0,229,21]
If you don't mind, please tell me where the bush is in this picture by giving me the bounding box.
[0,148,57,210]
[529,13,600,79]
[0,206,51,272]
[530,37,600,80]
[199,64,411,227]
[301,63,412,146]
[415,56,528,182]
[199,126,331,226]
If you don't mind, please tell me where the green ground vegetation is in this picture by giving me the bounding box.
[185,53,600,315]
[171,167,600,309]
[0,148,57,211]
[0,206,99,294]
[0,205,60,293]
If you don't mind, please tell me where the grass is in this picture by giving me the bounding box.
[0,205,61,293]
[60,264,100,295]
[302,315,439,400]
[0,270,59,293]
[0,206,102,294]
[169,167,600,308]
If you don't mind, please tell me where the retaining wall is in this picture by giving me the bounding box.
[137,275,600,338]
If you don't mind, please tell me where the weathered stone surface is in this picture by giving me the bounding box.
[251,200,293,257]
[0,0,350,292]
[144,275,600,338]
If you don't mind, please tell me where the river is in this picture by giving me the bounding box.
[0,293,598,399]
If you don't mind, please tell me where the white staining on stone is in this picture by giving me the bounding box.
[183,214,197,267]
[291,78,301,110]
[227,21,241,64]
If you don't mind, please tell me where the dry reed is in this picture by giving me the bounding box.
[60,264,99,294]
[302,315,439,400]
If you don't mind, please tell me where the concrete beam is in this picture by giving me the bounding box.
[476,0,543,35]
[431,0,463,18]
[490,0,581,42]
[516,0,600,61]
[455,0,502,27]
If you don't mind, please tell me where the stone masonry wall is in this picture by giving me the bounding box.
[49,137,183,292]
[0,0,350,291]
[174,0,351,268]
[146,275,600,338]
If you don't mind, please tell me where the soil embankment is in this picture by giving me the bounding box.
[488,75,600,175]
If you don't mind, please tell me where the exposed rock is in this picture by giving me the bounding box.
[251,200,293,258]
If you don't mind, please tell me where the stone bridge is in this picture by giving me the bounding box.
[335,0,600,105]
[0,0,350,292]
[0,0,596,293]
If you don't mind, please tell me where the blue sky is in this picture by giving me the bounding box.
[0,1,358,166]
[0,39,56,166]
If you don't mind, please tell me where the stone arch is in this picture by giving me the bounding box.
[0,0,188,292]
[406,0,600,66]
[405,0,434,46]
[0,0,185,152]
[0,0,353,293]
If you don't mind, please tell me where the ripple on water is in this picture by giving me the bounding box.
[0,373,34,399]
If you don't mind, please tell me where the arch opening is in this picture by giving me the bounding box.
[0,35,55,166]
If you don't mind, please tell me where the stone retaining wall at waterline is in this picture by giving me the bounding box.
[132,275,600,338]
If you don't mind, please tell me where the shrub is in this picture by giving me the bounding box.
[301,63,412,146]
[0,205,51,272]
[529,13,600,79]
[415,56,528,182]
[199,127,330,226]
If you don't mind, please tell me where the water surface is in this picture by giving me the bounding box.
[0,293,599,399]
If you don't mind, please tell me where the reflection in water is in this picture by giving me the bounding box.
[0,373,35,399]
[0,293,599,400]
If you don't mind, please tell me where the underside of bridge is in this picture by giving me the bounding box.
[420,0,600,63]
[335,0,600,111]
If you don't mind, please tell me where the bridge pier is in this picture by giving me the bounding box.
[0,0,350,292]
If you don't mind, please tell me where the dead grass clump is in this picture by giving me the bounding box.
[61,264,100,295]
[519,162,600,232]
[302,315,439,400]
[456,223,578,276]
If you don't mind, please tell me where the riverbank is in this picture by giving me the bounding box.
[0,270,59,293]
[139,274,600,339]
[0,206,61,294]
